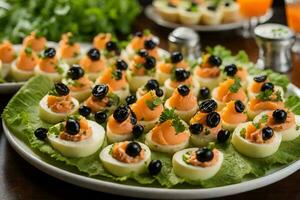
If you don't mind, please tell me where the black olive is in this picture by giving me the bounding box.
[135,31,143,37]
[144,39,157,50]
[174,68,190,82]
[132,124,144,138]
[92,84,109,99]
[130,111,137,125]
[44,48,56,58]
[125,142,142,157]
[217,129,230,143]
[144,56,156,69]
[207,5,217,11]
[177,85,190,96]
[167,2,177,7]
[170,52,183,64]
[272,109,287,124]
[225,2,231,6]
[87,48,100,61]
[94,111,107,124]
[34,127,48,140]
[234,100,245,113]
[65,119,80,135]
[67,64,85,80]
[261,82,274,92]
[253,75,267,83]
[116,59,128,70]
[145,79,159,91]
[262,126,274,141]
[196,147,214,162]
[199,99,217,113]
[78,105,91,117]
[113,106,130,123]
[114,69,123,80]
[126,95,137,105]
[54,82,70,96]
[199,87,210,100]
[189,123,203,135]
[148,160,162,176]
[224,64,238,76]
[138,49,149,57]
[206,111,221,128]
[106,41,118,51]
[208,55,222,67]
[155,88,164,97]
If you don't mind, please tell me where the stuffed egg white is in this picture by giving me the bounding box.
[173,147,223,181]
[39,83,79,124]
[47,118,105,157]
[178,2,202,25]
[0,40,16,78]
[58,33,81,65]
[136,79,165,100]
[201,3,223,25]
[221,0,240,23]
[100,141,151,177]
[231,122,282,158]
[153,0,179,23]
[253,110,300,141]
[22,31,47,53]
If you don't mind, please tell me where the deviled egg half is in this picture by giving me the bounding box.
[101,40,121,65]
[222,64,248,89]
[165,85,198,122]
[221,0,240,23]
[153,0,180,23]
[0,40,16,78]
[96,59,130,102]
[145,108,190,154]
[194,54,222,90]
[39,82,79,124]
[201,3,223,25]
[22,31,47,52]
[253,109,300,141]
[173,147,223,181]
[189,99,223,146]
[35,47,67,82]
[62,64,93,102]
[231,122,282,158]
[79,48,107,81]
[45,117,105,157]
[100,141,151,177]
[93,33,112,50]
[11,47,38,82]
[127,49,157,92]
[58,33,81,65]
[136,79,165,100]
[178,1,202,25]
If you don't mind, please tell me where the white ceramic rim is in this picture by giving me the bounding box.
[145,6,273,32]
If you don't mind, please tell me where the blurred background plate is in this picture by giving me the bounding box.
[145,5,273,31]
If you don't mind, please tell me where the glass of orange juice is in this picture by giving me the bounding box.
[286,0,300,53]
[237,0,273,38]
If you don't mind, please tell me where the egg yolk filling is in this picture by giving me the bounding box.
[59,118,92,142]
[221,101,248,124]
[244,123,274,144]
[168,88,197,111]
[266,111,296,132]
[216,79,247,103]
[16,49,38,71]
[47,94,74,113]
[68,76,93,92]
[0,41,15,63]
[185,149,219,167]
[99,68,127,91]
[107,115,134,135]
[39,57,59,73]
[112,141,145,163]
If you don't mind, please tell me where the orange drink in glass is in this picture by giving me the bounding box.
[238,0,273,18]
[285,0,300,53]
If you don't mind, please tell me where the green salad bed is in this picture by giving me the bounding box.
[3,47,300,188]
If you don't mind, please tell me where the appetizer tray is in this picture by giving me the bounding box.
[145,6,273,32]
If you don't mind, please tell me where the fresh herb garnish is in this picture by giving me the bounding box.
[24,47,32,55]
[107,92,120,106]
[256,90,282,102]
[145,97,162,110]
[159,108,186,134]
[240,128,246,138]
[229,78,241,93]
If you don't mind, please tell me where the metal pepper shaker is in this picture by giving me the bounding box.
[168,27,201,60]
[254,23,295,73]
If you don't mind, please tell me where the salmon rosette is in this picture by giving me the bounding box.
[22,31,47,52]
[189,99,223,146]
[194,54,222,90]
[136,79,165,100]
[223,64,248,89]
[247,75,284,99]
[253,109,300,141]
[145,109,190,154]
[131,90,164,132]
[11,47,38,81]
[62,64,93,102]
[96,59,130,102]
[212,78,247,110]
[84,84,120,115]
[0,40,16,77]
[100,141,151,177]
[172,147,224,181]
[79,48,107,81]
[46,116,105,158]
[155,51,189,84]
[35,47,66,82]
[126,49,157,92]
[247,81,284,119]
[232,121,282,158]
[58,33,81,65]
[221,100,248,131]
[93,33,112,50]
[39,82,79,124]
[164,68,199,98]
[153,0,180,23]
[165,85,198,122]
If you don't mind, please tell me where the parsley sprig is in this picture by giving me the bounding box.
[256,90,282,102]
[229,78,242,93]
[252,114,268,129]
[159,109,186,134]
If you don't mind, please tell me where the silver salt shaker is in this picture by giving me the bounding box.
[254,23,295,73]
[168,27,200,60]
